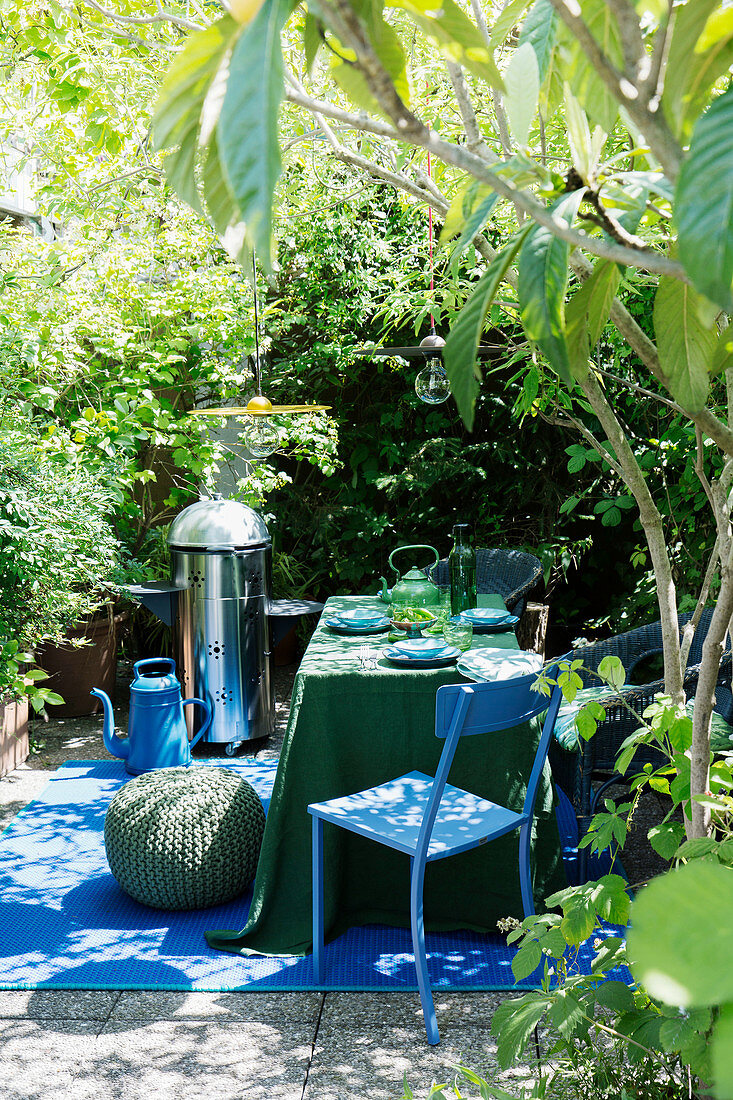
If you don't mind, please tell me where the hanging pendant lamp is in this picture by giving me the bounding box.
[190,256,331,459]
[362,140,502,399]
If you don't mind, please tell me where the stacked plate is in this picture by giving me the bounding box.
[457,607,520,633]
[457,648,543,683]
[325,609,390,635]
[382,636,460,668]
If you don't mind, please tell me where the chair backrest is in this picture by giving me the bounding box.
[413,670,563,863]
[571,609,721,688]
[428,548,542,606]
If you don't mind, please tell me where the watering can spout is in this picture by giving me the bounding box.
[90,689,129,762]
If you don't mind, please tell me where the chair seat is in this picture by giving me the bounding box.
[309,770,528,861]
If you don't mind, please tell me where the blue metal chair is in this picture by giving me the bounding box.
[308,672,563,1045]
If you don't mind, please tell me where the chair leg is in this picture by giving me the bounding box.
[312,815,325,984]
[409,855,439,1045]
[518,822,535,918]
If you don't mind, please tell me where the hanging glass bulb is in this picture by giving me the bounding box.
[415,334,450,404]
[242,414,280,459]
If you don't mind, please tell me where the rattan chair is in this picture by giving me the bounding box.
[549,608,733,866]
[428,548,543,616]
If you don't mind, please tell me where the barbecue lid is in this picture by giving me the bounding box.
[167,495,270,550]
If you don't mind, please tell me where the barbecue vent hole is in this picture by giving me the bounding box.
[214,687,235,707]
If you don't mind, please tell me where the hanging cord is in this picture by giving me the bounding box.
[425,82,435,335]
[252,251,262,396]
[428,149,435,335]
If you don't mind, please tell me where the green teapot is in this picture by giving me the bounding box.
[379,545,441,609]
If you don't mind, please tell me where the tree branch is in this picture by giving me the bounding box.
[605,0,649,84]
[75,0,204,32]
[445,59,493,160]
[291,47,688,279]
[547,0,682,182]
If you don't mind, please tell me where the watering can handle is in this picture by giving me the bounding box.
[182,698,213,748]
[388,544,440,577]
[133,657,176,679]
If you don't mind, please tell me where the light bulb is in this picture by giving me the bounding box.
[242,415,280,459]
[415,358,451,404]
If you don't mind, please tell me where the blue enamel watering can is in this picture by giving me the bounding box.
[91,658,212,776]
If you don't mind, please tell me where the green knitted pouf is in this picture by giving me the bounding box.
[104,766,266,910]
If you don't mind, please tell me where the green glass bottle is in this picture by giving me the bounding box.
[449,524,477,614]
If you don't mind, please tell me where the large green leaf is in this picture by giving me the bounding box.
[152,16,238,152]
[330,54,382,115]
[713,1003,733,1100]
[161,118,204,215]
[677,87,733,309]
[711,327,733,377]
[201,130,249,267]
[654,277,715,411]
[518,190,585,384]
[355,0,409,105]
[503,41,539,146]
[627,861,733,1007]
[518,0,557,83]
[218,0,292,265]
[662,0,724,138]
[566,0,622,132]
[440,180,500,269]
[565,260,620,380]
[489,0,532,47]
[491,994,552,1069]
[389,0,504,88]
[443,233,526,430]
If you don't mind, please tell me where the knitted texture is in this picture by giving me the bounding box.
[104,766,265,910]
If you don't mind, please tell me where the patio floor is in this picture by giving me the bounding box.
[0,659,666,1099]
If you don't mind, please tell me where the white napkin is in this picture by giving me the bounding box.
[458,648,543,682]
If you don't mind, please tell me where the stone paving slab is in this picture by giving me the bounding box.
[110,990,323,1026]
[317,991,505,1034]
[0,1018,99,1100]
[0,989,119,1020]
[68,1019,312,1100]
[303,1023,538,1100]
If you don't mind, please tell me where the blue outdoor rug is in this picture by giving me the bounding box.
[0,759,628,992]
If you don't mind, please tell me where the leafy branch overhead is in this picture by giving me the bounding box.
[153,0,733,430]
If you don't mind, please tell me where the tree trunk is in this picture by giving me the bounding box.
[517,602,549,656]
[580,372,684,703]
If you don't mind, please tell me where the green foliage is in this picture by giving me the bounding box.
[676,86,733,314]
[628,861,733,1094]
[653,277,716,412]
[518,191,585,384]
[443,235,525,429]
[0,417,119,706]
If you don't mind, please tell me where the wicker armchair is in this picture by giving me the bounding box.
[549,608,733,856]
[428,548,543,616]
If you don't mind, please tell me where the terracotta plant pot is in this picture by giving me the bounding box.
[37,610,120,718]
[0,696,29,777]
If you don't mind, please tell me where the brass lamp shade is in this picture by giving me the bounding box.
[190,397,332,418]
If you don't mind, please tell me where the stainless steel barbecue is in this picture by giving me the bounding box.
[167,496,274,752]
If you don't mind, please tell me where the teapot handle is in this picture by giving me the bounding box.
[388,544,440,577]
[133,657,176,680]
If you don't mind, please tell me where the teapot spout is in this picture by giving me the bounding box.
[378,577,392,603]
[90,689,129,762]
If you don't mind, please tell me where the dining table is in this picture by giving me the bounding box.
[205,594,565,958]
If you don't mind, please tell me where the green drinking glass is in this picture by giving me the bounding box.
[443,616,473,651]
[426,585,452,633]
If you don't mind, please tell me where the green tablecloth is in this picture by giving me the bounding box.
[206,595,564,957]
